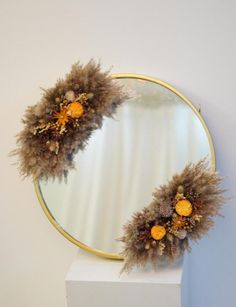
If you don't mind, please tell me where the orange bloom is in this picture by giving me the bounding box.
[67,101,84,118]
[54,108,69,127]
[172,216,186,230]
[151,225,166,240]
[175,199,193,216]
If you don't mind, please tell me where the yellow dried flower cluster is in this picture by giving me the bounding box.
[35,93,89,136]
[150,192,195,242]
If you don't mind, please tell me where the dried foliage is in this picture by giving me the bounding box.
[13,60,127,180]
[120,160,225,273]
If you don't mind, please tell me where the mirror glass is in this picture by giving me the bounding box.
[38,76,214,255]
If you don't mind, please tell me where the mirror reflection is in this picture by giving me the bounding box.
[38,77,213,254]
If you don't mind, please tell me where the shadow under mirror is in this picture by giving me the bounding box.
[37,75,214,256]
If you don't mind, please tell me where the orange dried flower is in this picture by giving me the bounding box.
[67,101,84,118]
[151,225,166,240]
[54,108,69,127]
[172,216,186,230]
[175,199,193,216]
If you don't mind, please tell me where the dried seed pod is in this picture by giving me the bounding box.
[65,90,76,102]
[145,241,150,250]
[177,185,184,194]
[174,229,187,240]
[151,240,157,247]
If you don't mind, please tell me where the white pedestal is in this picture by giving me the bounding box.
[65,250,188,307]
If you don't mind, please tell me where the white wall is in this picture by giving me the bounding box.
[1,1,235,306]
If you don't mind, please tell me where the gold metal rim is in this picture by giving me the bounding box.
[34,73,216,260]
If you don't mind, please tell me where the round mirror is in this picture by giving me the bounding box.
[35,74,215,259]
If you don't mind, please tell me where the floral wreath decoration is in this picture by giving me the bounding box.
[13,60,127,180]
[119,159,225,273]
[13,60,225,273]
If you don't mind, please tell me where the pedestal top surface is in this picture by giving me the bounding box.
[66,250,184,284]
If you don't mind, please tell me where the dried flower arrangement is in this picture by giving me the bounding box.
[13,60,127,180]
[119,159,225,273]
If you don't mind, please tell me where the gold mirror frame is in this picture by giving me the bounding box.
[34,73,216,260]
